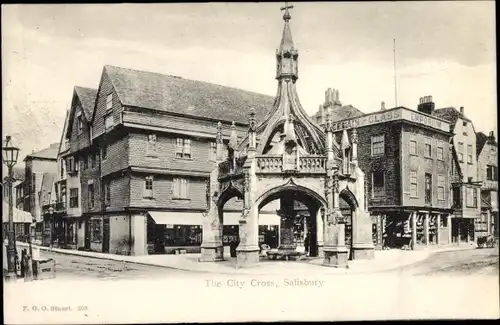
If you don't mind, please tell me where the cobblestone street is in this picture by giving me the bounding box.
[383,247,499,276]
[39,251,189,280]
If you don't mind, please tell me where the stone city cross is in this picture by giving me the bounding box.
[199,5,375,268]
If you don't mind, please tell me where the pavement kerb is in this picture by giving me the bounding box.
[14,242,477,275]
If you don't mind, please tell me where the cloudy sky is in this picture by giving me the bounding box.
[1,2,496,163]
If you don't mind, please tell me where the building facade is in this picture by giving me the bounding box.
[476,131,498,237]
[314,96,456,249]
[45,64,287,256]
[433,105,482,243]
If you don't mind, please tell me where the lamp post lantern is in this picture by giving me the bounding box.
[3,135,20,281]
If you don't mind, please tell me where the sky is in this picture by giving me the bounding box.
[1,2,497,167]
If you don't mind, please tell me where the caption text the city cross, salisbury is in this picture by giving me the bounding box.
[205,278,324,289]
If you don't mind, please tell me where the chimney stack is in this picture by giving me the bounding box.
[381,101,386,111]
[489,131,495,140]
[460,106,464,114]
[417,95,435,115]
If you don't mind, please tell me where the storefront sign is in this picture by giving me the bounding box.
[331,108,450,133]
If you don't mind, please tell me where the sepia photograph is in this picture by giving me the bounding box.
[2,1,498,323]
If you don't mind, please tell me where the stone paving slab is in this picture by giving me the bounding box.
[14,241,476,275]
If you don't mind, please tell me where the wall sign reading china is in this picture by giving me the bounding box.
[331,108,450,133]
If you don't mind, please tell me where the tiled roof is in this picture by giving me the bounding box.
[313,105,365,124]
[432,107,471,129]
[74,86,98,121]
[39,172,56,207]
[24,143,59,161]
[476,132,497,156]
[104,65,275,124]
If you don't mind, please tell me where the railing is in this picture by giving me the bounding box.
[42,201,67,215]
[257,156,283,173]
[299,156,326,173]
[256,155,327,174]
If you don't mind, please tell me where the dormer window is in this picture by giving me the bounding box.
[106,93,113,110]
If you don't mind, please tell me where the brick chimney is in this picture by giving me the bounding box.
[324,87,341,108]
[460,106,464,114]
[417,95,435,115]
[489,131,495,141]
[381,101,386,111]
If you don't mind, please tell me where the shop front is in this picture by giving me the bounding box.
[146,211,280,255]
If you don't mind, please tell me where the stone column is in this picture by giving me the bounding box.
[436,214,441,245]
[411,212,417,250]
[316,208,324,257]
[424,212,429,246]
[236,165,260,268]
[199,208,223,262]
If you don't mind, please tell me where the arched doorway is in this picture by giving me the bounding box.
[257,186,326,258]
[339,187,359,260]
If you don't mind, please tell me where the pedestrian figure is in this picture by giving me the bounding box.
[20,249,27,277]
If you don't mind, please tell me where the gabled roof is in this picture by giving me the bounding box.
[103,65,275,124]
[313,105,365,124]
[24,143,59,161]
[74,86,98,121]
[39,172,56,207]
[476,132,497,157]
[66,86,98,138]
[432,107,472,129]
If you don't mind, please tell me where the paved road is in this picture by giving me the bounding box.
[40,251,188,280]
[387,247,499,276]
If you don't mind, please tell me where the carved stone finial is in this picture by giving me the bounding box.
[325,111,333,133]
[340,129,351,150]
[351,128,358,144]
[216,121,223,144]
[249,108,256,132]
[229,121,238,149]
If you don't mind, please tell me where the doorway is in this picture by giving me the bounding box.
[102,218,110,253]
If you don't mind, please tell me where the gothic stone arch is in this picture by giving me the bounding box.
[199,7,374,268]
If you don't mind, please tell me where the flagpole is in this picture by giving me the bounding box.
[393,38,398,108]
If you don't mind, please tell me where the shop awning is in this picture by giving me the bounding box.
[2,203,33,224]
[147,211,281,226]
[148,211,203,226]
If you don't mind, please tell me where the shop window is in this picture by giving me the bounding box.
[69,188,79,208]
[90,219,102,243]
[372,171,385,197]
[371,135,384,156]
[176,138,191,158]
[164,225,202,246]
[66,221,77,245]
[440,215,448,228]
[223,225,239,245]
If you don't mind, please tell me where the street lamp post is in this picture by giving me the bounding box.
[3,135,20,281]
[48,206,54,248]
